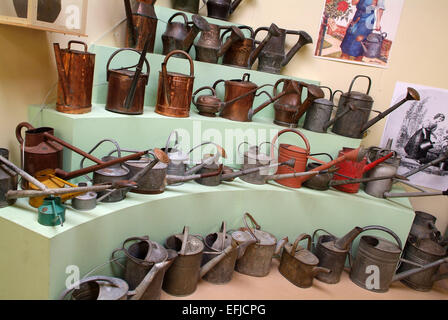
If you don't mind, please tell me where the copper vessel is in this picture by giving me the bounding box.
[124,0,158,54]
[156,50,195,118]
[105,48,149,115]
[54,41,95,114]
[172,0,201,13]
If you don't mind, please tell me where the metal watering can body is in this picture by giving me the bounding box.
[0,149,18,208]
[238,142,274,185]
[126,159,168,194]
[302,153,334,191]
[409,211,443,244]
[54,41,95,114]
[59,276,130,300]
[125,0,158,54]
[364,150,400,198]
[93,156,131,203]
[361,32,387,59]
[205,0,244,21]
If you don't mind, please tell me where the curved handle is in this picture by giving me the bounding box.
[68,40,88,52]
[348,75,372,96]
[59,276,120,300]
[311,229,336,251]
[270,129,311,160]
[106,48,150,81]
[120,236,154,266]
[212,79,226,91]
[221,25,254,41]
[16,122,35,145]
[292,233,312,253]
[308,153,334,164]
[273,78,288,97]
[79,139,121,173]
[241,73,251,82]
[254,26,270,40]
[237,141,250,158]
[382,32,388,39]
[319,86,333,102]
[192,86,217,107]
[167,12,189,26]
[165,130,180,152]
[243,212,261,244]
[332,89,344,105]
[162,50,194,104]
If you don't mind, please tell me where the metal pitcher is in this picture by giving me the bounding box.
[194,24,244,64]
[361,32,387,59]
[0,149,18,208]
[124,0,158,54]
[156,50,195,118]
[172,0,201,13]
[162,12,210,55]
[238,142,273,185]
[53,41,95,114]
[278,234,331,288]
[254,26,313,74]
[205,0,244,21]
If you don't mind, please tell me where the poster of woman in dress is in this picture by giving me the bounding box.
[380,82,448,191]
[315,0,404,68]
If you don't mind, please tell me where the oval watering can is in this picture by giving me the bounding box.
[205,0,244,21]
[124,0,158,54]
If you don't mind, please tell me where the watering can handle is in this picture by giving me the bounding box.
[292,233,312,253]
[308,153,334,164]
[192,86,218,108]
[273,79,289,97]
[106,48,150,81]
[15,122,35,145]
[348,75,372,96]
[237,142,250,158]
[58,276,120,300]
[270,129,311,160]
[79,139,122,175]
[212,79,226,91]
[311,229,336,251]
[332,90,344,105]
[162,50,194,105]
[165,130,180,151]
[167,11,189,26]
[243,213,261,243]
[221,25,254,41]
[319,86,333,102]
[68,40,88,52]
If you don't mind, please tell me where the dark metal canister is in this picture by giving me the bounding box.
[0,148,18,208]
[172,0,200,13]
[195,155,222,186]
[126,159,168,194]
[222,26,255,69]
[105,49,149,115]
[156,50,195,118]
[206,0,243,21]
[303,87,335,133]
[313,234,347,284]
[93,156,130,203]
[239,143,272,185]
[59,276,129,300]
[54,41,95,114]
[125,0,158,54]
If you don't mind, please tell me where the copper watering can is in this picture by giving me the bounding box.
[124,0,158,54]
[221,24,281,69]
[204,0,244,21]
[273,80,325,128]
[254,26,313,74]
[105,48,150,115]
[156,50,195,118]
[0,149,18,208]
[162,12,210,56]
[172,0,201,13]
[53,41,95,114]
[277,234,331,288]
[194,24,244,64]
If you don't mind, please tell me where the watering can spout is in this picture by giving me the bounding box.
[334,227,363,251]
[199,242,238,279]
[282,31,313,67]
[392,257,448,283]
[312,266,331,277]
[292,83,325,123]
[184,15,210,50]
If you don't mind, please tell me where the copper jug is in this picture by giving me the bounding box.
[53,41,95,114]
[255,27,313,74]
[205,0,244,21]
[124,0,158,54]
[156,50,195,118]
[162,12,210,56]
[105,48,150,115]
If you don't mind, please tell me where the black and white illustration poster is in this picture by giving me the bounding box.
[381,82,448,191]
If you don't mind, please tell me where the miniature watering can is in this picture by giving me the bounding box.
[254,26,313,74]
[53,41,95,114]
[361,32,387,59]
[124,0,158,54]
[162,12,210,55]
[204,0,244,21]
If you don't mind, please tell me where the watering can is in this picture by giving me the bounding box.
[172,0,201,13]
[105,48,150,115]
[161,12,210,55]
[59,276,130,300]
[194,24,244,64]
[53,41,95,114]
[277,234,331,288]
[71,182,98,211]
[364,149,401,198]
[0,149,18,208]
[361,32,387,59]
[332,76,420,139]
[254,26,313,74]
[124,0,158,54]
[204,0,244,21]
[155,50,195,118]
[409,211,446,245]
[273,80,325,128]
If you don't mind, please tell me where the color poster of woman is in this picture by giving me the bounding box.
[315,0,404,68]
[380,82,448,191]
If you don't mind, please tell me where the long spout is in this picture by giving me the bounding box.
[221,159,296,181]
[167,164,223,185]
[323,104,357,132]
[329,174,397,187]
[265,170,320,182]
[403,150,448,178]
[334,227,363,251]
[312,266,331,277]
[361,87,420,133]
[282,30,313,67]
[248,23,281,67]
[363,152,394,173]
[184,15,210,51]
[392,257,448,283]
[199,242,238,279]
[128,260,171,300]
[292,83,325,123]
[124,0,136,47]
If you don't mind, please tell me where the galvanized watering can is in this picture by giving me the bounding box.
[303,153,335,191]
[254,26,313,74]
[409,211,446,245]
[124,0,158,54]
[59,276,130,300]
[204,0,244,21]
[361,32,387,59]
[238,142,274,185]
[332,76,420,139]
[53,41,95,114]
[156,50,195,118]
[172,0,201,13]
[162,12,210,55]
[277,234,331,288]
[195,24,244,64]
[0,149,18,208]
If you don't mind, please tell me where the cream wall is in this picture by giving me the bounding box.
[1,0,446,232]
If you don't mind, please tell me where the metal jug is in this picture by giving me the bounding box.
[156,50,195,118]
[53,41,95,114]
[303,153,334,191]
[195,24,244,64]
[238,142,273,185]
[124,0,158,54]
[172,0,201,13]
[361,32,387,59]
[205,0,244,21]
[59,276,129,300]
[409,211,443,244]
[162,12,210,55]
[105,48,150,115]
[125,156,169,194]
[278,234,331,288]
[254,26,313,74]
[0,149,18,208]
[364,151,400,198]
[273,80,325,128]
[71,182,97,211]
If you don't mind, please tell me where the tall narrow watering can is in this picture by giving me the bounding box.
[53,41,95,114]
[156,50,195,118]
[162,12,210,55]
[124,0,158,54]
[254,26,313,74]
[204,0,244,21]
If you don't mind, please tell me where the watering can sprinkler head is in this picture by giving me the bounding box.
[152,148,170,164]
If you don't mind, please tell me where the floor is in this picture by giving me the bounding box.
[162,259,448,300]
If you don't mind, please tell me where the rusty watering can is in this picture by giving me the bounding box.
[222,24,281,69]
[277,234,331,288]
[0,149,18,208]
[204,0,244,21]
[254,26,313,74]
[273,80,325,128]
[156,50,195,118]
[124,0,158,54]
[332,76,420,139]
[195,24,244,64]
[162,12,210,55]
[409,211,445,245]
[162,226,238,296]
[303,153,335,191]
[53,41,95,114]
[105,48,150,115]
[59,276,130,300]
[232,213,287,277]
[172,0,201,13]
